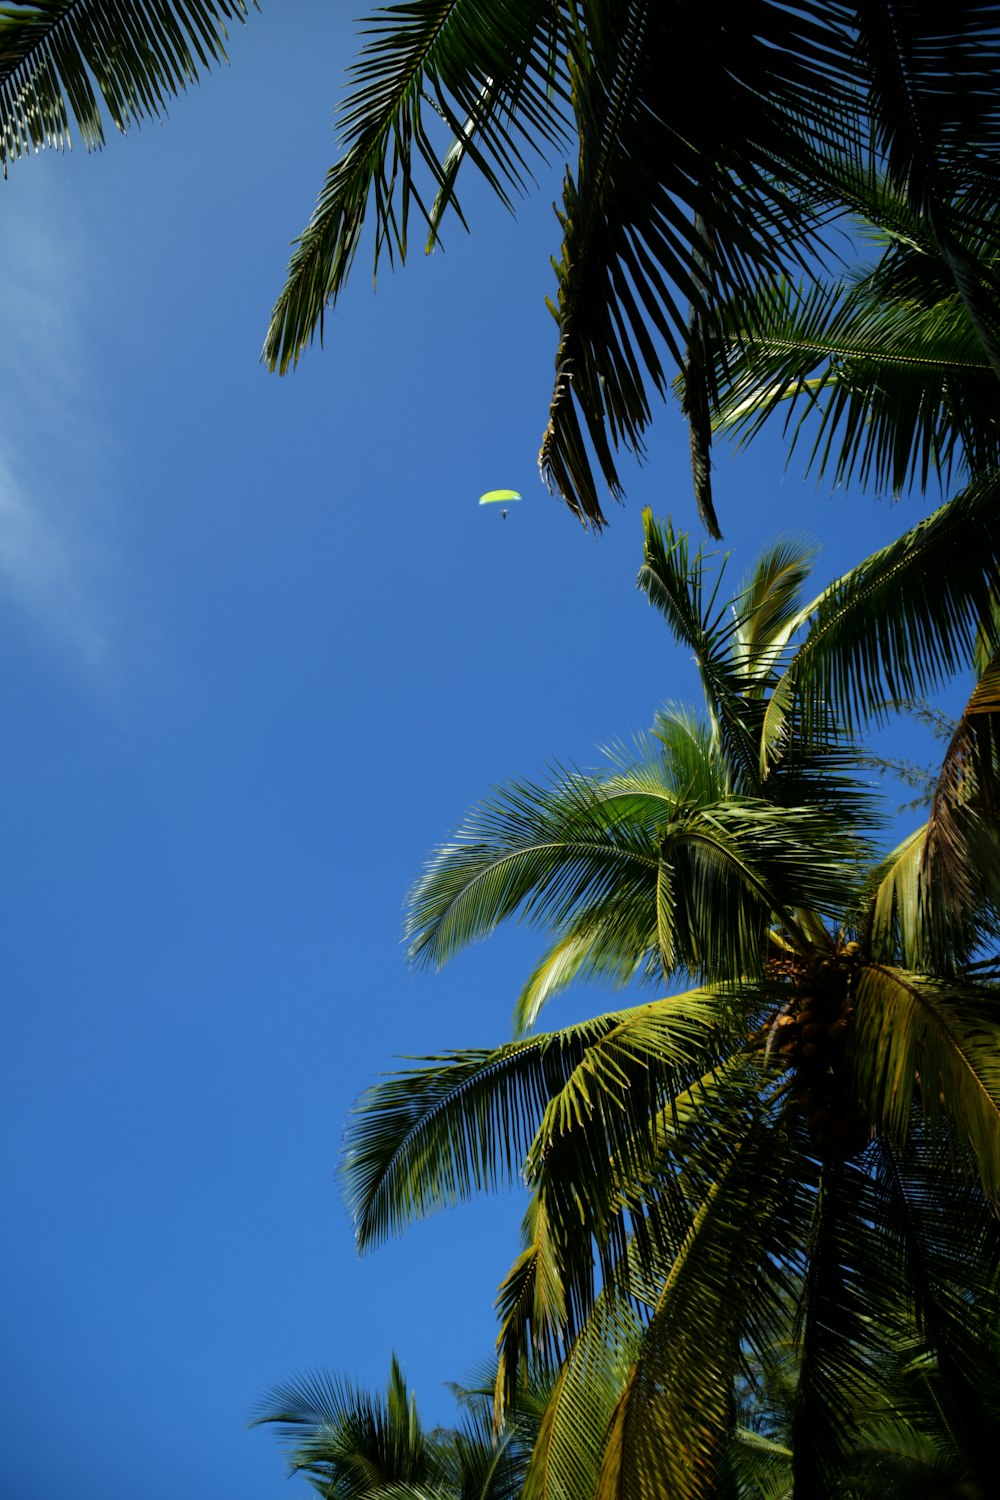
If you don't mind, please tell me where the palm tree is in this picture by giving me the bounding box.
[340,519,1000,1499]
[262,3,1000,539]
[0,1,250,169]
[254,1354,544,1500]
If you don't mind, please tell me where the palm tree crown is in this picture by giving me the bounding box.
[342,517,1000,1498]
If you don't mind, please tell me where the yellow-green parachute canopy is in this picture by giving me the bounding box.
[479,489,521,505]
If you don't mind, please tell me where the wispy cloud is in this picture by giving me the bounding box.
[0,176,114,671]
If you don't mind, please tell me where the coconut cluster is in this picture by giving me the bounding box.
[772,943,870,1161]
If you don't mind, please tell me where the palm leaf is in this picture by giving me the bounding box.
[709,262,1000,498]
[262,0,569,375]
[535,0,861,530]
[342,990,748,1251]
[849,966,1000,1204]
[594,1107,806,1500]
[0,0,250,168]
[522,1288,641,1500]
[921,648,1000,927]
[872,1128,1000,1489]
[760,474,1000,765]
[851,1,1000,371]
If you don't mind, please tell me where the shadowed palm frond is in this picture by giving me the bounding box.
[871,1128,1000,1490]
[521,1288,640,1500]
[263,0,570,376]
[708,261,1000,499]
[0,0,251,169]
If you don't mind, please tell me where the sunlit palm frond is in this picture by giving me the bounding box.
[406,744,866,991]
[761,474,1000,761]
[495,1192,570,1410]
[0,0,250,169]
[861,810,998,976]
[638,515,870,810]
[594,1110,807,1500]
[522,1289,641,1500]
[921,649,1000,926]
[849,966,1000,1204]
[729,537,820,684]
[342,1034,553,1250]
[404,768,662,972]
[865,824,944,971]
[342,990,749,1251]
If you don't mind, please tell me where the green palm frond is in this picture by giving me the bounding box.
[639,514,874,813]
[522,1289,641,1500]
[729,537,820,683]
[838,1415,976,1499]
[708,265,1000,498]
[594,1111,806,1500]
[866,824,942,970]
[265,2,865,529]
[263,0,569,375]
[495,1193,570,1406]
[637,514,759,786]
[405,745,866,990]
[252,1357,437,1497]
[0,0,250,168]
[255,1356,541,1500]
[433,1397,530,1500]
[647,706,732,797]
[404,767,663,973]
[760,474,1000,765]
[785,1158,918,1496]
[714,1428,792,1500]
[512,927,619,1036]
[922,649,1000,923]
[849,967,1000,1203]
[872,1129,1000,1489]
[343,1034,551,1250]
[862,809,1000,977]
[342,989,751,1253]
[854,2,1000,200]
[831,3,1000,374]
[532,0,865,531]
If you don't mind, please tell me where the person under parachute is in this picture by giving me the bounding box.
[479,489,521,520]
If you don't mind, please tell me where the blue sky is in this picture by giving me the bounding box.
[0,7,959,1499]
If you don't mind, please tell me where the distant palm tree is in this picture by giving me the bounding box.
[341,520,1000,1498]
[254,1355,544,1500]
[263,3,1000,539]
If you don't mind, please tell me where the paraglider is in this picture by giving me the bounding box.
[479,489,521,520]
